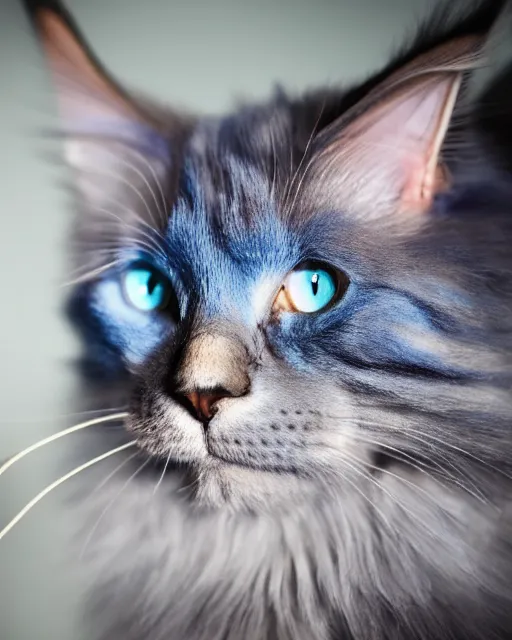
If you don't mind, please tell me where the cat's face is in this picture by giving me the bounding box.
[33,2,512,510]
[81,119,369,508]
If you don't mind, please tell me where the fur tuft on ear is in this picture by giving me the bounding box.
[299,2,509,220]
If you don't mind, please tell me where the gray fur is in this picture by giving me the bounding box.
[24,0,512,638]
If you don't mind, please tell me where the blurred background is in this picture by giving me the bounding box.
[0,0,440,637]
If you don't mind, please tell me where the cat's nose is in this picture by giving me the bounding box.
[185,389,232,423]
[173,331,251,425]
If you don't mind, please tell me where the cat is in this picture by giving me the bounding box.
[22,0,512,638]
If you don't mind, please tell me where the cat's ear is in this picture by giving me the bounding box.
[304,35,491,218]
[25,0,186,238]
[25,0,177,153]
[26,0,139,128]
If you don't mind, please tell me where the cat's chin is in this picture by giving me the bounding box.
[188,456,319,512]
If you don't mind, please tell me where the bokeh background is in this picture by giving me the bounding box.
[0,0,442,637]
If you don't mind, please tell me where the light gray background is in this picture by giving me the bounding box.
[0,0,436,638]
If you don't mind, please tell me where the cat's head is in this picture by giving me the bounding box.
[28,0,512,510]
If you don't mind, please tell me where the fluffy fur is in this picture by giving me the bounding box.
[24,0,512,638]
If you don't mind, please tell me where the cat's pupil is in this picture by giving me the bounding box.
[147,274,158,295]
[311,273,319,296]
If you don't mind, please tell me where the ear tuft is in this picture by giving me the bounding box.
[300,3,509,220]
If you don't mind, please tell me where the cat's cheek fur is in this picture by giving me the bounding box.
[125,399,208,464]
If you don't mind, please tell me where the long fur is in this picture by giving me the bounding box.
[24,0,512,638]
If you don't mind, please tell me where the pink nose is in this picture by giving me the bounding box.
[185,390,229,423]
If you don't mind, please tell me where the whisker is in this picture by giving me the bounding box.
[327,446,444,541]
[0,406,126,424]
[153,451,172,495]
[62,407,127,418]
[92,207,167,255]
[327,453,393,530]
[100,191,167,239]
[121,147,169,226]
[0,412,128,478]
[85,164,159,230]
[0,406,128,424]
[284,100,325,216]
[269,126,278,205]
[343,447,451,515]
[71,227,165,260]
[401,442,488,503]
[84,451,139,501]
[390,424,512,483]
[354,433,489,505]
[328,413,511,487]
[0,442,136,541]
[60,260,123,287]
[101,150,167,228]
[177,474,201,494]
[79,457,150,559]
[342,448,424,503]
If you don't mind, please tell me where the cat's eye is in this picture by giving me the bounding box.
[273,262,348,314]
[122,264,172,312]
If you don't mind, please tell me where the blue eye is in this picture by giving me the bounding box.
[275,263,347,314]
[122,265,171,312]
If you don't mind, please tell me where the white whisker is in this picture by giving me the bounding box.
[328,454,393,530]
[71,227,163,257]
[342,448,450,533]
[103,151,167,227]
[328,414,505,496]
[93,208,168,258]
[386,422,512,483]
[0,412,128,478]
[60,260,123,287]
[153,452,172,495]
[85,451,139,501]
[354,433,489,506]
[0,407,126,424]
[79,457,149,559]
[86,164,159,230]
[61,407,127,419]
[101,191,167,238]
[269,126,278,205]
[0,441,136,541]
[285,101,325,216]
[122,147,168,226]
[177,472,201,495]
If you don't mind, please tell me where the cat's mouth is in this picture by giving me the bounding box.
[205,447,301,476]
[203,424,306,475]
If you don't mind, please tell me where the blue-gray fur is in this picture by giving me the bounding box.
[25,0,512,638]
